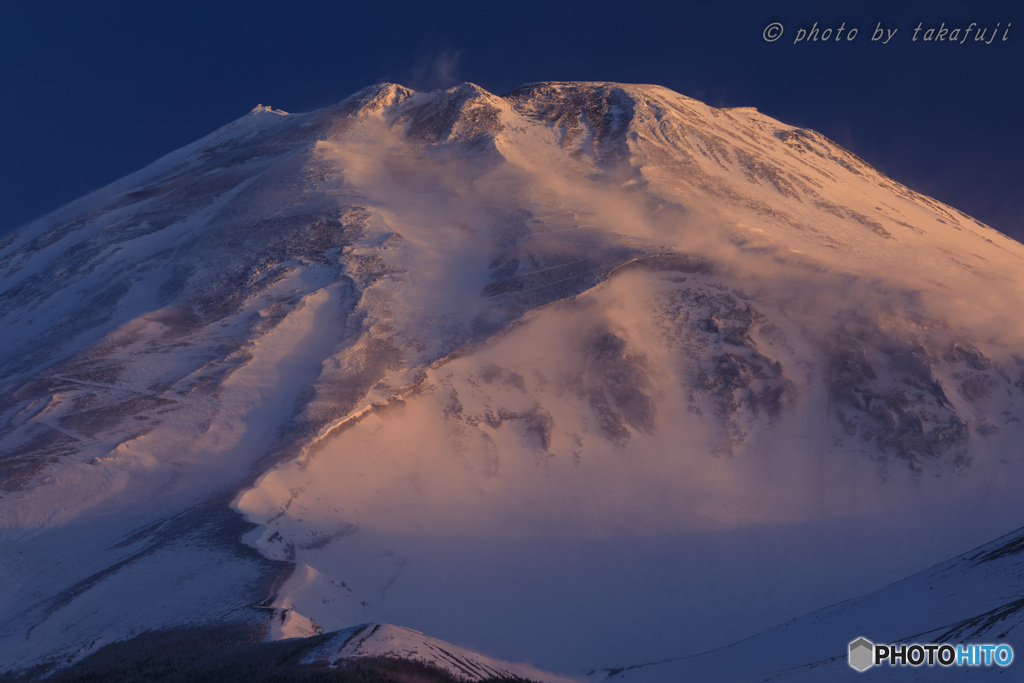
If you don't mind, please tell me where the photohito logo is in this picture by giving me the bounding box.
[848,637,1014,672]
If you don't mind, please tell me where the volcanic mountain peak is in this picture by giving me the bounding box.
[2,81,1023,679]
[251,104,289,115]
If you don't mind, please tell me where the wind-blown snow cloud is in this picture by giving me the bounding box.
[408,47,463,91]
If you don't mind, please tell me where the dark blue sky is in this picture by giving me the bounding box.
[2,0,1021,240]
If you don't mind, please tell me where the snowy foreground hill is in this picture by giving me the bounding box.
[2,81,1024,680]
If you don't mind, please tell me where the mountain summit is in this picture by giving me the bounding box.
[2,82,1024,679]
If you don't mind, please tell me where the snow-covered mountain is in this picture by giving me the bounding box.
[2,81,1024,680]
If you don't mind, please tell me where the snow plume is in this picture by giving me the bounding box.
[408,47,463,92]
[236,86,1024,669]
[307,94,696,357]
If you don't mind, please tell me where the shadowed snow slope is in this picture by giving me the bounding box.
[595,524,1024,681]
[303,622,579,683]
[2,81,1024,679]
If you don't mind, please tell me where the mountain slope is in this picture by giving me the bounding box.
[2,81,1024,677]
[596,524,1024,681]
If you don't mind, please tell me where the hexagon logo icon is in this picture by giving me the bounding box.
[849,637,875,672]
